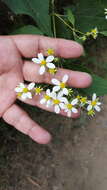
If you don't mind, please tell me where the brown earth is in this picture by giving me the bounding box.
[0,96,107,190]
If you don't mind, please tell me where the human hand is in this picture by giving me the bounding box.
[0,35,92,144]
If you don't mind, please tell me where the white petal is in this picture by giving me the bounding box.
[39,66,45,75]
[59,103,66,109]
[46,89,51,96]
[55,105,60,114]
[27,92,32,99]
[19,83,25,89]
[15,87,22,93]
[28,82,35,90]
[71,98,78,105]
[94,105,101,112]
[87,100,91,104]
[32,58,41,64]
[62,74,69,83]
[72,107,78,113]
[64,109,68,113]
[53,86,60,92]
[57,91,64,98]
[51,79,60,85]
[67,110,72,117]
[38,53,44,61]
[51,92,57,99]
[46,100,52,107]
[97,102,101,106]
[46,55,54,62]
[21,93,27,100]
[40,98,46,104]
[46,62,55,69]
[63,88,68,95]
[92,93,96,101]
[60,97,68,104]
[87,104,92,111]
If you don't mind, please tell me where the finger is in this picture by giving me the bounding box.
[11,35,83,58]
[17,94,80,119]
[23,61,92,88]
[3,104,51,144]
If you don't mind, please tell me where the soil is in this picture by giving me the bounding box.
[0,96,107,190]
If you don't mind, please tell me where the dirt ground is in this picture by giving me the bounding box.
[0,96,107,190]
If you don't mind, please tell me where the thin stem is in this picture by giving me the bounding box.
[52,0,56,38]
[54,13,85,36]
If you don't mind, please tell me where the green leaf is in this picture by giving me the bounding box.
[67,8,75,26]
[74,0,107,32]
[82,74,107,96]
[2,0,52,36]
[11,25,43,35]
[100,31,107,36]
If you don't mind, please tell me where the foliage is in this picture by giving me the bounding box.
[2,0,107,96]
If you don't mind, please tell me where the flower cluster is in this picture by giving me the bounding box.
[15,49,102,117]
[80,27,98,41]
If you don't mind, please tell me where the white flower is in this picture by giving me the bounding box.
[15,82,35,100]
[40,89,52,107]
[51,92,67,114]
[51,74,69,95]
[32,53,55,75]
[87,93,101,112]
[60,98,78,117]
[104,8,107,19]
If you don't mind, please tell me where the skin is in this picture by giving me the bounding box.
[0,35,92,144]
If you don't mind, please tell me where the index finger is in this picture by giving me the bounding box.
[11,35,84,58]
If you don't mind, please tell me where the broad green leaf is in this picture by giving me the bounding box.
[2,0,52,36]
[74,0,107,32]
[67,8,75,26]
[82,74,107,96]
[100,31,107,36]
[11,25,43,35]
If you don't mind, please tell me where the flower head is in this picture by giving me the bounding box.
[47,48,55,55]
[90,27,98,39]
[51,74,69,95]
[48,68,57,75]
[40,89,52,107]
[34,86,43,95]
[32,53,55,75]
[60,98,78,117]
[15,82,35,100]
[87,93,101,112]
[51,92,67,114]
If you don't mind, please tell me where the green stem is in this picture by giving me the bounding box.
[52,0,56,38]
[54,13,85,36]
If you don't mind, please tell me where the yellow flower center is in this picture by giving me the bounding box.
[44,95,50,100]
[17,92,22,97]
[35,87,42,94]
[48,68,57,74]
[23,88,28,93]
[88,109,95,116]
[53,99,60,104]
[80,97,87,103]
[41,60,46,65]
[60,82,65,88]
[77,95,81,100]
[91,101,97,106]
[67,104,73,109]
[47,48,54,55]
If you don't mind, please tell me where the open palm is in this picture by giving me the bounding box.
[0,35,92,144]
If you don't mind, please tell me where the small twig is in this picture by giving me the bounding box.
[27,176,41,188]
